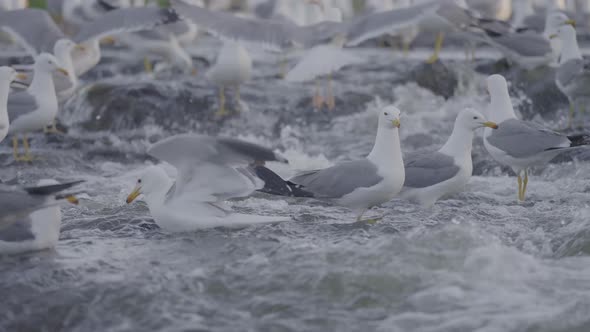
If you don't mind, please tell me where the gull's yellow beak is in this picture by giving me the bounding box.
[100,36,116,45]
[126,185,142,204]
[565,19,576,27]
[65,195,79,205]
[57,67,69,77]
[75,44,86,51]
[483,121,498,129]
[15,72,27,80]
[392,119,401,128]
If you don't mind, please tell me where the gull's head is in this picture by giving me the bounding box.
[54,39,77,54]
[456,108,498,131]
[35,53,70,77]
[126,166,169,204]
[486,74,509,99]
[554,24,577,42]
[546,12,575,34]
[379,106,401,129]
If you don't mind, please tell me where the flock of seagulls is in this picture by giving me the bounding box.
[1,0,590,254]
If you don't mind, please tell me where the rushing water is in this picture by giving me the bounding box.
[2,40,590,332]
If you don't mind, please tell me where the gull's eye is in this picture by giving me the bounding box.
[138,179,142,184]
[473,116,478,119]
[384,112,388,115]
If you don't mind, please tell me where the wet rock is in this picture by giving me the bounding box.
[409,60,458,99]
[71,81,222,134]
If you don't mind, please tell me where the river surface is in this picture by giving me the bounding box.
[1,39,590,332]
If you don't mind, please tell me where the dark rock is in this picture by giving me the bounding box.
[70,81,220,134]
[409,60,458,99]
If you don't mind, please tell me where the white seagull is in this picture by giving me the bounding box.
[484,74,590,201]
[287,106,405,221]
[401,108,498,207]
[8,53,69,162]
[126,135,292,232]
[0,179,82,255]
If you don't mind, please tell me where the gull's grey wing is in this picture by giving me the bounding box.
[486,119,571,158]
[7,91,39,123]
[148,134,287,200]
[0,189,47,229]
[0,216,34,242]
[556,58,590,99]
[149,134,287,167]
[522,14,545,32]
[289,159,383,199]
[0,8,65,55]
[298,21,346,48]
[157,21,193,37]
[435,0,480,27]
[557,58,584,87]
[403,152,460,188]
[171,0,302,50]
[73,7,179,43]
[344,0,440,46]
[487,32,551,57]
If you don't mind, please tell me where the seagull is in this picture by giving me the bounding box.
[0,66,27,145]
[412,0,482,64]
[552,24,590,127]
[285,2,362,111]
[469,11,574,69]
[287,106,405,221]
[484,74,590,201]
[0,6,181,79]
[207,40,253,116]
[12,39,83,103]
[401,108,498,207]
[8,53,68,162]
[93,0,198,75]
[126,134,292,232]
[0,179,83,255]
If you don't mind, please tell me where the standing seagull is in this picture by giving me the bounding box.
[0,179,83,255]
[483,74,590,201]
[207,40,253,117]
[0,67,26,145]
[553,24,590,127]
[288,106,405,221]
[126,135,292,232]
[8,53,68,162]
[401,108,498,207]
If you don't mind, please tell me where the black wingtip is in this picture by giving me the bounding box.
[568,134,590,147]
[97,0,119,12]
[253,166,314,198]
[160,8,180,25]
[24,180,85,196]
